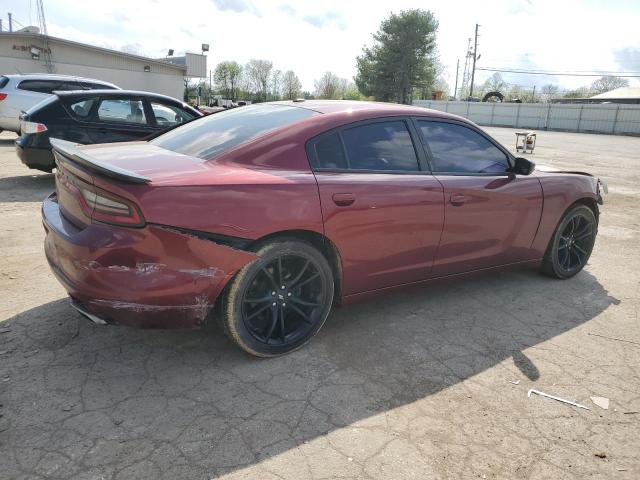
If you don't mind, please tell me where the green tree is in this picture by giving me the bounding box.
[480,73,508,97]
[590,75,629,94]
[214,61,243,101]
[245,59,273,102]
[355,9,438,104]
[563,86,591,99]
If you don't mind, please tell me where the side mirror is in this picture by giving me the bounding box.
[513,157,535,175]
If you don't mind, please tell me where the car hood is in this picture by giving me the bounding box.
[535,164,595,177]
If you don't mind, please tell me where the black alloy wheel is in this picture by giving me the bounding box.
[218,239,334,357]
[542,204,597,279]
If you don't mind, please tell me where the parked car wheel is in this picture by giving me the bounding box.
[219,239,334,357]
[541,204,597,279]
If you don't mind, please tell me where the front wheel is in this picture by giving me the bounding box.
[541,204,597,279]
[218,239,334,357]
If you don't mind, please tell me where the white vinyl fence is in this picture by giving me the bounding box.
[412,100,640,135]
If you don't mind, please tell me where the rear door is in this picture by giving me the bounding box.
[86,96,156,143]
[415,119,543,276]
[309,118,445,295]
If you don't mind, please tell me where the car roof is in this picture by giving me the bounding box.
[271,99,462,121]
[53,89,187,104]
[3,73,118,86]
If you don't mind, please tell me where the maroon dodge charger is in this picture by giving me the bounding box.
[43,100,605,356]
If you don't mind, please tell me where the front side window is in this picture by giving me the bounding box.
[419,121,509,174]
[152,104,317,159]
[151,102,195,126]
[341,121,419,171]
[17,80,61,94]
[97,99,147,124]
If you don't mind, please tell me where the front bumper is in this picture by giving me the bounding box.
[42,194,258,328]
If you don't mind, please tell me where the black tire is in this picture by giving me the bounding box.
[541,204,597,279]
[218,239,334,357]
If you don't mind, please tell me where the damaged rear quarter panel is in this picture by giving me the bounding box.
[45,214,258,328]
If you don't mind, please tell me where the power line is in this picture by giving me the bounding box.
[478,67,640,78]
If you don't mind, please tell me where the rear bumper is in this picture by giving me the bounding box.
[15,137,55,172]
[42,194,258,328]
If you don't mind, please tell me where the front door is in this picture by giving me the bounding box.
[309,119,445,295]
[415,119,543,276]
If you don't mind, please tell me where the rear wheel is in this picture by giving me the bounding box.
[219,239,334,357]
[541,204,597,279]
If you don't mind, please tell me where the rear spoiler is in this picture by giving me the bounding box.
[50,138,151,184]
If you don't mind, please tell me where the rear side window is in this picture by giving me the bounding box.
[98,99,147,124]
[315,133,347,169]
[17,80,61,94]
[152,104,317,159]
[0,76,8,89]
[418,121,509,174]
[150,102,195,126]
[69,98,98,118]
[341,121,419,171]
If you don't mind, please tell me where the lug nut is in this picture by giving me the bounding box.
[287,292,292,297]
[282,303,286,307]
[281,285,286,289]
[272,302,276,306]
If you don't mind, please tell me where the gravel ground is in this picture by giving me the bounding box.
[0,127,638,480]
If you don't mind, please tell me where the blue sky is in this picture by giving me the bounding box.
[3,0,639,92]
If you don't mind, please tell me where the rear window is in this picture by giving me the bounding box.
[17,79,61,94]
[151,104,318,159]
[0,76,8,89]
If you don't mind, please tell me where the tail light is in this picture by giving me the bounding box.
[21,120,48,134]
[58,171,145,227]
[0,93,7,101]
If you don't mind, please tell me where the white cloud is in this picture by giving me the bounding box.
[3,0,639,92]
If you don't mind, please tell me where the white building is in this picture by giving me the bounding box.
[0,30,206,99]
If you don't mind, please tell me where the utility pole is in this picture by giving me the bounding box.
[454,58,459,101]
[531,85,536,103]
[8,12,13,32]
[469,23,480,100]
[209,69,212,106]
[461,38,472,99]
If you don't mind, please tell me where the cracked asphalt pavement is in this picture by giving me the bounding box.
[0,128,639,479]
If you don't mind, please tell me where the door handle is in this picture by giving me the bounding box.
[332,193,355,207]
[450,194,468,206]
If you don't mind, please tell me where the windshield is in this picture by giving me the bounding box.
[150,104,318,159]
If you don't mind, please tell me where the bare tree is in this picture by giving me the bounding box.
[540,83,560,103]
[282,70,302,100]
[314,72,348,99]
[245,59,273,102]
[270,69,283,101]
[591,76,630,94]
[214,61,242,100]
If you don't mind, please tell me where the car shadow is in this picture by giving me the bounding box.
[0,268,618,478]
[0,173,55,203]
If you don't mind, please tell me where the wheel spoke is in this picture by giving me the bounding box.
[243,295,272,304]
[290,295,320,307]
[288,302,313,324]
[246,302,272,322]
[574,243,588,256]
[295,272,320,289]
[277,256,284,285]
[575,229,593,241]
[561,250,571,269]
[265,305,279,341]
[261,267,279,291]
[279,305,286,342]
[572,249,582,269]
[288,260,310,289]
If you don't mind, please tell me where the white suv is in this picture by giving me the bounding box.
[0,74,120,133]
